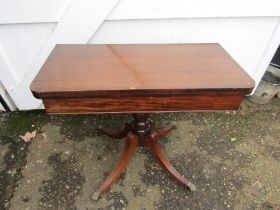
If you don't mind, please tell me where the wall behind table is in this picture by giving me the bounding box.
[0,0,280,110]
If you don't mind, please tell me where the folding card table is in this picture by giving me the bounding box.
[31,44,254,200]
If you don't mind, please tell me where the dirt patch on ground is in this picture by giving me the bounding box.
[0,98,280,209]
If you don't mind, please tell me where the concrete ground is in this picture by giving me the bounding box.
[0,98,280,210]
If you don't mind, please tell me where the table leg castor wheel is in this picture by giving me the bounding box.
[187,181,197,191]
[91,191,101,201]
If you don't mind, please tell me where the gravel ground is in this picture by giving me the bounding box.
[0,98,279,210]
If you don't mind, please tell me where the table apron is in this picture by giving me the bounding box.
[43,95,244,114]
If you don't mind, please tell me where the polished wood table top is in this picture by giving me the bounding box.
[31,44,254,113]
[30,44,255,199]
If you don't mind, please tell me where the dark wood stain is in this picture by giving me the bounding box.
[43,95,243,114]
[31,44,254,100]
[30,44,255,197]
[94,113,197,197]
[30,44,254,114]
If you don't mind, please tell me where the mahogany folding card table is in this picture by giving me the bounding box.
[30,44,255,200]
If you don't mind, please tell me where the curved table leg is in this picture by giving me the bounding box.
[98,123,132,139]
[147,133,196,191]
[155,121,176,137]
[92,133,138,200]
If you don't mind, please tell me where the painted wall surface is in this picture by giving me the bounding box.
[0,0,280,110]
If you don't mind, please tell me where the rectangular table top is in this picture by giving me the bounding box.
[31,44,254,99]
[31,44,255,113]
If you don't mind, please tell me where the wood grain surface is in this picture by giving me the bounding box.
[31,44,254,99]
[43,95,243,114]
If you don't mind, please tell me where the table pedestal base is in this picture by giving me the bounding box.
[92,113,196,200]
